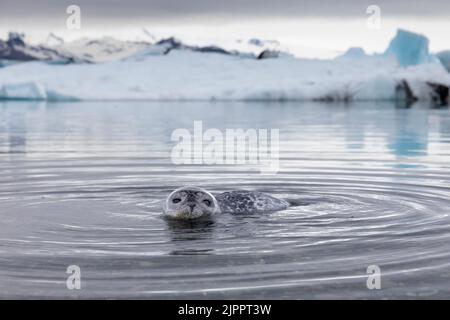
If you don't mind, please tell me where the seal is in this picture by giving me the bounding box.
[163,186,289,219]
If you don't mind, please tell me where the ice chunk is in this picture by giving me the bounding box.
[436,51,450,72]
[0,46,449,102]
[0,82,47,100]
[384,29,436,67]
[337,47,367,60]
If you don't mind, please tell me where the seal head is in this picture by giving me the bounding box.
[163,186,220,219]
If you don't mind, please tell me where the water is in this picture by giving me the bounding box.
[1,100,450,299]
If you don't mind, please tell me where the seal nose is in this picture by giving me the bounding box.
[188,204,196,212]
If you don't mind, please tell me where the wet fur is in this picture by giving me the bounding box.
[164,187,289,219]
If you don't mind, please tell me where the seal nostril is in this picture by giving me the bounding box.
[189,204,196,211]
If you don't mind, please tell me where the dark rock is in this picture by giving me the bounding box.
[193,46,232,55]
[257,49,279,60]
[0,31,83,63]
[6,32,26,46]
[156,37,183,49]
[395,80,417,108]
[427,82,449,106]
[248,38,264,47]
[155,37,235,56]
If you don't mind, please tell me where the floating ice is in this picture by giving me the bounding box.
[0,82,47,100]
[384,29,437,67]
[337,47,367,60]
[0,29,449,102]
[0,49,448,102]
[437,51,450,72]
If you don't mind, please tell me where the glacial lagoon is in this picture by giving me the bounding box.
[1,101,450,298]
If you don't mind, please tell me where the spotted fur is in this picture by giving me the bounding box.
[164,187,289,219]
[216,190,289,214]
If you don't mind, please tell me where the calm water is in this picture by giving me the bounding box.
[1,101,450,299]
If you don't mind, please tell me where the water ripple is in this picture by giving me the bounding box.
[1,101,450,298]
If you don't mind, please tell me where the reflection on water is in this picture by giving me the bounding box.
[0,100,450,299]
[166,218,216,238]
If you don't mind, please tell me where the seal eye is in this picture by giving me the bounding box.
[203,199,211,206]
[172,198,181,204]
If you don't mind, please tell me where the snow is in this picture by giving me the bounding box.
[0,48,448,102]
[45,33,64,47]
[0,32,80,63]
[52,37,153,63]
[384,29,437,67]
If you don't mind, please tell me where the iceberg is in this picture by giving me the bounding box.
[436,51,450,72]
[0,49,448,102]
[384,29,437,67]
[336,47,367,60]
[0,82,47,100]
[0,29,448,103]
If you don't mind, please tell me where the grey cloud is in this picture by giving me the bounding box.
[1,0,449,22]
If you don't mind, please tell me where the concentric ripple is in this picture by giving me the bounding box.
[0,101,450,299]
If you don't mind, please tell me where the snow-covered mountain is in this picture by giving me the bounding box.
[127,37,260,61]
[52,37,155,63]
[0,32,267,64]
[0,32,81,63]
[45,33,64,47]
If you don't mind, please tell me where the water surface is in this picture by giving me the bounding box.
[1,101,450,299]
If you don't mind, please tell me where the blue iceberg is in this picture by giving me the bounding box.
[384,29,436,67]
[437,51,450,72]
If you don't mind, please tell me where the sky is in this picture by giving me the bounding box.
[1,0,449,58]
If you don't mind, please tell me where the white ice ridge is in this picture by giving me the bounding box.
[0,51,448,101]
[0,28,449,102]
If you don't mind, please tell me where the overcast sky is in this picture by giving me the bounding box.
[1,0,450,19]
[1,0,449,57]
